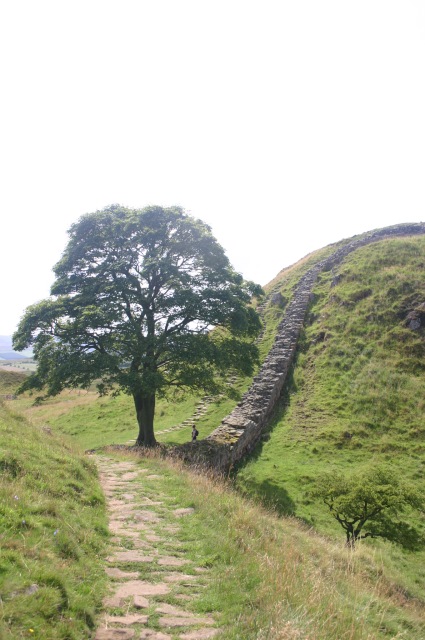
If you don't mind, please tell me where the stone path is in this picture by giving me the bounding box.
[95,457,220,640]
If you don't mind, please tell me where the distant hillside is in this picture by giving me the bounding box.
[0,368,26,393]
[0,335,33,360]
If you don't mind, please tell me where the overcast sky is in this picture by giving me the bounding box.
[1,1,424,336]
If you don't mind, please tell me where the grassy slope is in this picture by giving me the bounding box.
[3,398,423,639]
[2,233,424,637]
[12,389,239,449]
[0,400,108,639]
[236,235,425,599]
[0,369,27,393]
[104,449,425,640]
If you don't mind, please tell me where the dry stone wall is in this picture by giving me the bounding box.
[177,223,425,473]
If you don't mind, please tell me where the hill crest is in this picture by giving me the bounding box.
[0,335,33,360]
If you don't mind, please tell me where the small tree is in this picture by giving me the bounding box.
[13,205,263,446]
[311,466,424,549]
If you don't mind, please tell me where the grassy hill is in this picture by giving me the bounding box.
[1,397,425,639]
[0,335,33,360]
[2,230,425,637]
[0,400,108,639]
[0,369,27,393]
[236,234,425,599]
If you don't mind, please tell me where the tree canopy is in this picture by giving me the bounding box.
[311,466,424,549]
[13,205,263,446]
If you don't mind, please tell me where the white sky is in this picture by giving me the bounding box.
[1,1,425,336]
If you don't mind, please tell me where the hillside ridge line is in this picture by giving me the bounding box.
[176,222,425,472]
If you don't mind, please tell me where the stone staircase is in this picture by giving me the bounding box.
[155,396,216,437]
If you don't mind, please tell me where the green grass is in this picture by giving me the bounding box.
[0,401,108,639]
[11,389,235,450]
[0,369,27,394]
[104,448,425,639]
[9,368,256,450]
[236,235,425,600]
[2,232,425,637]
[2,405,424,639]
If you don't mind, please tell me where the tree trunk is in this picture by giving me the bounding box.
[345,535,356,550]
[345,525,356,550]
[133,391,157,447]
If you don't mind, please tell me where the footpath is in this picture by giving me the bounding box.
[94,456,220,640]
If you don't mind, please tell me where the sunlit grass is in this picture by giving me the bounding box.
[12,389,233,449]
[0,401,108,639]
[236,235,425,601]
[108,448,425,639]
[2,233,425,638]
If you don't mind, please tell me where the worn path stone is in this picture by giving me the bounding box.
[120,471,141,481]
[156,603,191,616]
[180,632,219,640]
[133,594,150,609]
[104,613,149,625]
[95,456,220,639]
[162,573,197,583]
[113,580,170,598]
[133,510,161,522]
[95,629,135,640]
[139,631,172,640]
[105,568,139,579]
[108,551,154,563]
[159,616,214,628]
[157,556,188,567]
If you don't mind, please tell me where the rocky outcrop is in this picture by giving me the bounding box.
[178,223,425,473]
[405,302,425,331]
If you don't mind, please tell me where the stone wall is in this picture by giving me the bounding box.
[177,222,425,473]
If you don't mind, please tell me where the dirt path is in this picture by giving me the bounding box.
[94,456,220,640]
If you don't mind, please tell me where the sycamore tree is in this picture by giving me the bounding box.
[13,205,263,446]
[311,466,424,549]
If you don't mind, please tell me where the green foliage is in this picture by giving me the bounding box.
[13,205,263,445]
[311,466,424,549]
[0,401,108,639]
